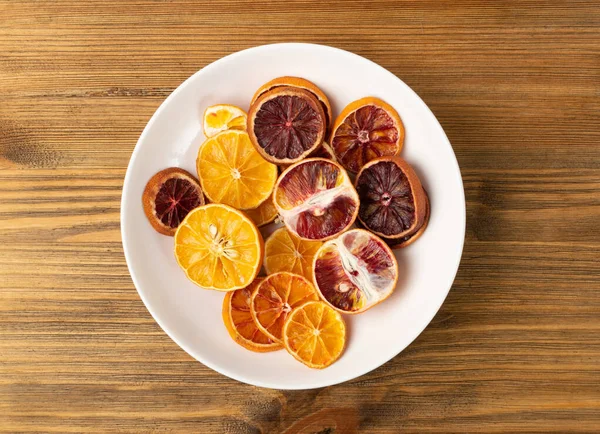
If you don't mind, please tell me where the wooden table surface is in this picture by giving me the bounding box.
[2,1,599,432]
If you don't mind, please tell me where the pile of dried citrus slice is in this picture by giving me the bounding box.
[140,77,429,369]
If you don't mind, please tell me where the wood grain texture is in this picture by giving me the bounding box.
[1,1,599,432]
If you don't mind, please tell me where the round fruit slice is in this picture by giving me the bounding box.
[308,141,337,162]
[222,278,283,352]
[251,76,333,128]
[244,192,278,227]
[313,229,398,314]
[330,97,405,173]
[248,86,326,164]
[250,272,318,343]
[384,189,430,249]
[273,158,359,241]
[203,104,247,138]
[142,167,204,236]
[264,227,323,281]
[197,130,278,210]
[283,300,346,369]
[174,204,263,291]
[355,156,427,239]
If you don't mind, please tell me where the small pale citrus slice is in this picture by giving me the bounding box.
[313,229,398,314]
[222,278,283,352]
[174,203,263,291]
[283,301,346,369]
[142,168,204,236]
[264,227,323,281]
[250,272,318,343]
[330,97,405,173]
[244,192,278,227]
[197,130,277,210]
[273,158,359,241]
[203,104,247,138]
[248,86,326,164]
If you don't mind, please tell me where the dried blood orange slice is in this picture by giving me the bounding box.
[283,301,346,369]
[313,229,398,314]
[330,97,404,173]
[273,158,359,241]
[248,86,326,164]
[384,189,430,249]
[250,272,318,343]
[251,76,333,128]
[264,227,323,281]
[244,192,278,227]
[308,141,337,162]
[222,278,283,352]
[355,156,428,240]
[142,167,204,236]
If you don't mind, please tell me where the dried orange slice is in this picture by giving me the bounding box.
[308,141,337,162]
[384,189,430,249]
[244,192,278,227]
[313,229,398,314]
[250,272,318,343]
[174,204,263,291]
[248,86,326,164]
[222,278,283,352]
[264,227,322,281]
[203,104,247,138]
[142,168,204,236]
[273,158,359,241]
[251,76,333,128]
[283,301,346,369]
[330,97,405,173]
[355,156,428,240]
[196,130,277,210]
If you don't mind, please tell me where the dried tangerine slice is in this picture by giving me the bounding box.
[244,192,278,227]
[355,156,428,239]
[174,204,263,291]
[313,229,398,314]
[197,130,277,210]
[250,272,318,343]
[283,301,346,369]
[273,158,359,241]
[222,278,283,352]
[248,86,326,164]
[203,104,247,138]
[330,97,404,173]
[142,168,204,236]
[264,227,322,281]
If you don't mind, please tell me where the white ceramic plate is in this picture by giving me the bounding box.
[121,43,465,390]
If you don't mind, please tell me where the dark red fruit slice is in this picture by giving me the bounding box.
[355,156,427,239]
[142,168,204,236]
[248,86,326,164]
[384,190,430,249]
[308,141,337,162]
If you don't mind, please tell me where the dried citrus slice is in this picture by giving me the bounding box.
[273,158,359,241]
[174,204,263,291]
[142,168,204,236]
[196,130,277,210]
[355,156,428,240]
[250,272,318,342]
[330,97,405,173]
[384,189,430,249]
[251,76,333,128]
[308,141,337,162]
[283,301,346,369]
[222,278,283,352]
[264,227,323,281]
[248,86,326,164]
[203,104,247,138]
[313,229,398,314]
[244,192,278,227]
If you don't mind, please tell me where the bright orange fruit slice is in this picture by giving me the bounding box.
[244,192,278,227]
[196,130,277,210]
[250,272,318,343]
[203,104,247,138]
[174,203,263,291]
[283,300,346,369]
[222,278,283,352]
[264,227,322,281]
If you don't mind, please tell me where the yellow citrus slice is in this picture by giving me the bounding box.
[283,300,346,369]
[250,272,318,343]
[244,193,278,227]
[264,227,322,281]
[197,130,278,210]
[222,278,283,352]
[203,104,247,138]
[174,203,263,291]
